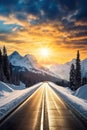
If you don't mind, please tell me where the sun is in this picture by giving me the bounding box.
[34,45,55,66]
[40,48,50,57]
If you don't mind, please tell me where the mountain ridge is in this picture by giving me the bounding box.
[49,58,87,81]
[9,51,61,80]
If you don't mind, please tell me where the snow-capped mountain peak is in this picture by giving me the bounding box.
[9,51,38,70]
[66,59,76,66]
[8,51,60,79]
[23,54,37,66]
[9,51,23,60]
[9,51,23,65]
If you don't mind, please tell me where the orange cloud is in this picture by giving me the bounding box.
[0,15,87,65]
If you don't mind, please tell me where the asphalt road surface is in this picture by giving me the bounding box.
[0,83,86,130]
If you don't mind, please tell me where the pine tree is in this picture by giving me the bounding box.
[69,64,76,90]
[0,49,3,81]
[3,46,10,82]
[0,49,6,81]
[9,63,13,83]
[0,49,2,67]
[75,50,81,90]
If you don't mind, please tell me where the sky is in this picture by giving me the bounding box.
[0,0,87,66]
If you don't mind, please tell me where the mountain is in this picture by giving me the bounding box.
[9,51,38,70]
[9,51,60,78]
[49,58,87,81]
[81,58,87,77]
[8,51,62,86]
[9,51,87,85]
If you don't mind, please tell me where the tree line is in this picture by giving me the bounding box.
[69,50,87,91]
[0,46,12,83]
[0,46,21,85]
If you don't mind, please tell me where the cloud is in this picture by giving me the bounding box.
[0,0,86,25]
[75,0,87,21]
[0,0,87,64]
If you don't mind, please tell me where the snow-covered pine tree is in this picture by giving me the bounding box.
[75,50,81,90]
[69,63,76,90]
[3,46,11,82]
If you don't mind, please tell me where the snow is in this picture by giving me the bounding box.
[7,82,26,90]
[49,58,87,80]
[49,59,76,80]
[81,58,87,78]
[75,85,87,100]
[9,51,37,70]
[0,82,14,97]
[0,81,42,120]
[0,81,87,121]
[9,51,59,78]
[49,82,87,120]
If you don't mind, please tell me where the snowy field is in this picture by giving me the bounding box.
[0,81,42,120]
[49,82,87,120]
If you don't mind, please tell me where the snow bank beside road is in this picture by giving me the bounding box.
[75,85,87,100]
[49,82,87,120]
[7,81,26,90]
[0,82,42,120]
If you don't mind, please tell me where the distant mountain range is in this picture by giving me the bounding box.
[9,51,87,84]
[9,51,60,78]
[8,51,62,86]
[49,58,87,81]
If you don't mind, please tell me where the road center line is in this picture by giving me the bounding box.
[40,86,44,130]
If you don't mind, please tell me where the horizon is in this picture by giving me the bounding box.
[7,49,86,67]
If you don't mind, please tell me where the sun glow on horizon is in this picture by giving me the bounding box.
[40,48,50,57]
[2,42,87,67]
[35,46,55,65]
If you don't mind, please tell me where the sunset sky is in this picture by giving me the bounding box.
[0,0,87,66]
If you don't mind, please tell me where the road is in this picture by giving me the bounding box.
[0,83,86,130]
